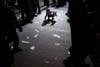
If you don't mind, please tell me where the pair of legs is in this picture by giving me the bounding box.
[7,31,21,52]
[45,15,54,21]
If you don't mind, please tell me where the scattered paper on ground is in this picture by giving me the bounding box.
[51,28,67,32]
[68,51,70,55]
[53,34,61,39]
[45,61,50,64]
[35,29,39,33]
[26,36,30,39]
[21,40,30,44]
[30,46,35,50]
[54,57,58,60]
[34,21,39,24]
[34,34,39,38]
[11,46,14,49]
[54,43,61,46]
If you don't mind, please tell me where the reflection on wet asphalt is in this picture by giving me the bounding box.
[12,5,71,67]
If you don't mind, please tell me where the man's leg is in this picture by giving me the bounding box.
[12,31,22,52]
[36,0,41,14]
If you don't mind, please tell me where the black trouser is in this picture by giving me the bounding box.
[52,0,56,4]
[18,1,31,21]
[35,0,41,13]
[44,0,49,7]
[7,30,19,49]
[57,0,66,6]
[30,0,37,18]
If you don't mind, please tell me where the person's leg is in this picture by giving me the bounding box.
[36,0,41,14]
[44,15,47,20]
[31,0,37,17]
[71,31,90,67]
[0,36,13,67]
[46,0,49,7]
[52,16,54,21]
[89,38,100,67]
[13,32,19,49]
[52,0,56,4]
[90,52,100,67]
[44,0,46,6]
[20,7,25,20]
[47,16,50,21]
[25,6,32,23]
[44,0,49,7]
[57,0,66,7]
[12,31,22,52]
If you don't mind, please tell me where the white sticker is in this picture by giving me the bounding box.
[68,51,70,55]
[21,40,30,44]
[54,57,58,60]
[53,34,61,39]
[35,29,39,33]
[54,43,61,46]
[26,36,30,39]
[34,34,39,38]
[30,46,35,50]
[45,61,50,64]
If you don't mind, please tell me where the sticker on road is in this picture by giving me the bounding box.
[35,29,39,33]
[11,46,14,49]
[44,61,50,64]
[30,46,35,50]
[34,34,39,38]
[34,21,39,24]
[68,51,70,55]
[53,34,61,39]
[54,43,61,46]
[54,57,58,60]
[26,36,30,39]
[21,40,30,44]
